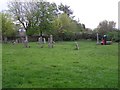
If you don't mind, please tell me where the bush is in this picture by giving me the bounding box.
[107,31,120,42]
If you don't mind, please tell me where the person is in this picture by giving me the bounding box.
[101,38,104,45]
[103,34,107,45]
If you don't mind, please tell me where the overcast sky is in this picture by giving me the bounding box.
[0,0,119,29]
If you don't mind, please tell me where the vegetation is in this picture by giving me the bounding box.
[0,13,16,42]
[1,0,119,88]
[7,0,86,37]
[97,20,116,34]
[94,20,119,42]
[0,0,118,42]
[2,41,118,88]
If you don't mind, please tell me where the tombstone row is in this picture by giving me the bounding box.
[12,34,80,50]
[38,35,54,48]
[19,35,55,48]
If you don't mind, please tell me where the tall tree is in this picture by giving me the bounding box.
[1,12,16,42]
[8,0,58,36]
[97,20,116,34]
[31,1,58,36]
[8,1,27,32]
[52,13,80,34]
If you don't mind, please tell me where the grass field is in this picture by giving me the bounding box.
[2,41,118,88]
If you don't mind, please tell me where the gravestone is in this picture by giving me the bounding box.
[96,33,100,44]
[21,37,24,43]
[38,36,43,48]
[75,42,79,50]
[48,38,50,48]
[23,36,30,48]
[43,38,46,44]
[12,39,18,45]
[15,39,18,43]
[48,35,53,48]
[25,36,28,42]
[24,38,30,48]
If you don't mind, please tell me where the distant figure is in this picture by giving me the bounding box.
[101,38,105,45]
[103,34,107,45]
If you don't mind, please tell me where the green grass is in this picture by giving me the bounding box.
[2,41,118,88]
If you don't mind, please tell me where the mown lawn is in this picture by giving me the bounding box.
[2,41,118,88]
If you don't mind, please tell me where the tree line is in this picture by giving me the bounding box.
[1,0,119,42]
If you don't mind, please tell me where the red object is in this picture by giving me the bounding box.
[102,39,105,45]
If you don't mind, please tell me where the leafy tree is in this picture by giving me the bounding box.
[52,13,75,33]
[51,13,85,41]
[30,1,58,36]
[107,30,119,42]
[97,20,116,34]
[7,0,86,41]
[8,0,58,36]
[1,12,16,42]
[72,20,85,32]
[58,3,73,16]
[92,20,119,42]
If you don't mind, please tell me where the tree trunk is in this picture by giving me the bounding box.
[40,31,42,37]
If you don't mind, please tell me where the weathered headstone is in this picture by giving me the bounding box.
[48,38,50,48]
[13,39,18,45]
[96,33,100,44]
[75,42,79,50]
[21,37,24,43]
[48,35,54,48]
[15,39,18,43]
[43,38,46,44]
[23,36,30,48]
[38,36,43,48]
[24,39,29,48]
[25,36,28,42]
